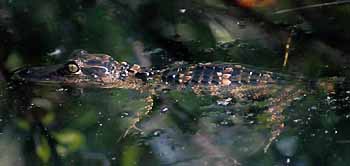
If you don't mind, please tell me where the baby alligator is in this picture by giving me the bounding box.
[12,50,306,152]
[12,50,298,96]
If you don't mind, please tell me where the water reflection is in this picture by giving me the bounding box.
[0,77,348,165]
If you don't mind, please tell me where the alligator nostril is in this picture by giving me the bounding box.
[72,49,88,56]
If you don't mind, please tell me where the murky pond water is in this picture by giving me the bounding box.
[1,0,350,166]
[1,74,350,165]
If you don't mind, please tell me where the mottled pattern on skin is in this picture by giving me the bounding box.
[67,51,120,83]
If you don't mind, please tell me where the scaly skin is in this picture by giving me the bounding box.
[12,50,306,152]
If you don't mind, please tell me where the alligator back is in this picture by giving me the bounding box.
[160,62,291,86]
[147,62,300,99]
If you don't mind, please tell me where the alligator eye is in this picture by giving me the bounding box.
[66,62,80,73]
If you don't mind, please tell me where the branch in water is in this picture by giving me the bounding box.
[273,1,350,14]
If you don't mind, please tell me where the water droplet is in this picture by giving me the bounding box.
[225,110,233,115]
[47,48,63,56]
[236,21,246,28]
[203,48,214,53]
[286,157,291,164]
[219,120,233,126]
[152,129,163,137]
[160,107,169,113]
[324,130,329,134]
[179,8,186,13]
[99,123,103,127]
[56,88,66,92]
[217,98,232,106]
[111,157,117,160]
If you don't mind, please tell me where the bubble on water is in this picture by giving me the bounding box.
[293,119,302,123]
[120,112,130,118]
[276,136,298,157]
[293,97,302,101]
[111,157,117,160]
[324,130,329,134]
[225,110,233,115]
[219,120,234,127]
[220,120,229,126]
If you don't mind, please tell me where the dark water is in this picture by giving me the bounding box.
[1,0,350,166]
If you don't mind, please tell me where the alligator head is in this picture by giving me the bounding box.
[11,50,134,87]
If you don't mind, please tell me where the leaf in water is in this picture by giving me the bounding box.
[31,98,53,111]
[69,110,98,128]
[176,23,196,41]
[208,21,233,43]
[56,145,68,157]
[5,51,23,71]
[121,145,141,166]
[36,137,51,163]
[42,111,55,126]
[54,130,85,155]
[15,118,30,131]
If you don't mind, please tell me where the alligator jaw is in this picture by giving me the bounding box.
[11,65,66,84]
